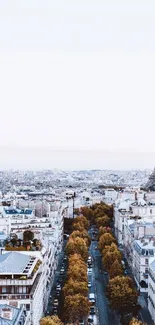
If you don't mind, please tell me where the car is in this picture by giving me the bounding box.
[88,281,91,288]
[79,320,84,325]
[87,262,92,268]
[87,268,92,274]
[56,285,61,290]
[90,306,95,315]
[53,308,58,315]
[53,299,58,306]
[104,271,108,275]
[88,316,94,324]
[124,270,128,275]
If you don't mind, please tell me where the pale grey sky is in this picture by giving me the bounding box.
[0,0,155,169]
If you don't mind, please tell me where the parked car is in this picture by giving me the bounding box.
[60,268,65,275]
[53,299,58,306]
[89,293,95,304]
[79,320,84,325]
[56,285,61,291]
[90,306,95,315]
[88,281,91,288]
[87,268,92,275]
[88,316,94,324]
[53,308,58,315]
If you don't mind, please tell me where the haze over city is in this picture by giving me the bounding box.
[0,0,155,169]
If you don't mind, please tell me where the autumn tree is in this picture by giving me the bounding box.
[67,264,87,282]
[72,223,86,232]
[102,251,122,273]
[63,278,88,297]
[66,237,88,261]
[64,294,90,322]
[40,316,63,325]
[107,276,138,315]
[68,253,86,268]
[98,233,116,251]
[95,216,110,228]
[80,207,94,222]
[109,259,123,278]
[129,319,146,325]
[98,226,112,238]
[23,230,34,242]
[70,230,91,246]
[103,242,120,256]
[73,216,89,230]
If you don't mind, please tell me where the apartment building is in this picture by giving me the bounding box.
[123,220,155,267]
[0,202,64,324]
[148,259,155,322]
[0,252,43,325]
[132,238,155,292]
[0,303,29,325]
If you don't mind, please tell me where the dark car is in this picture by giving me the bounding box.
[90,306,95,315]
[88,316,94,324]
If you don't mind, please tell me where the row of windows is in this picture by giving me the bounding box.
[2,286,28,294]
[149,283,155,294]
[148,295,155,308]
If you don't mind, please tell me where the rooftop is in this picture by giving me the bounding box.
[4,208,32,215]
[0,304,24,325]
[150,259,155,273]
[134,238,155,251]
[0,252,33,274]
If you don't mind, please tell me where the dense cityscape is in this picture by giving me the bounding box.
[0,0,154,324]
[0,168,154,325]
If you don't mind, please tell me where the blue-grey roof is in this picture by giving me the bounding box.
[4,208,32,215]
[0,252,31,274]
[150,259,155,272]
[0,304,23,325]
[0,233,8,241]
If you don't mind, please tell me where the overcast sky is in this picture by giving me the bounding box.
[0,0,155,169]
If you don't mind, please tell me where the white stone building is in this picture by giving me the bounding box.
[148,259,155,322]
[132,238,155,292]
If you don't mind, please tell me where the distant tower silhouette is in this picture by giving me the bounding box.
[146,167,155,191]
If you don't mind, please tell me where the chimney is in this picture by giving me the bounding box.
[1,308,13,320]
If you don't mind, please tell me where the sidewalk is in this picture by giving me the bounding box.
[138,293,154,325]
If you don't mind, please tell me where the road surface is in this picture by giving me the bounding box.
[89,229,119,325]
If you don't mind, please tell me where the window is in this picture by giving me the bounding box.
[150,209,152,214]
[145,268,149,274]
[26,304,30,311]
[2,287,6,293]
[145,258,149,265]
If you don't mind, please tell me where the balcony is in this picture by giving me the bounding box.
[0,278,34,286]
[0,267,41,286]
[0,294,31,300]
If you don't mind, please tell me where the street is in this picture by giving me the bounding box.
[89,229,119,325]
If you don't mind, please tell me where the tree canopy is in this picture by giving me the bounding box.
[64,294,90,322]
[40,316,63,325]
[107,276,138,314]
[66,237,88,261]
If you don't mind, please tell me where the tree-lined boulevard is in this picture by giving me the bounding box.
[40,202,149,325]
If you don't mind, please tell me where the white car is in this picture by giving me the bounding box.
[87,268,92,275]
[88,281,91,288]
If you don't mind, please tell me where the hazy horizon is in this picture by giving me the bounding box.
[0,146,154,170]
